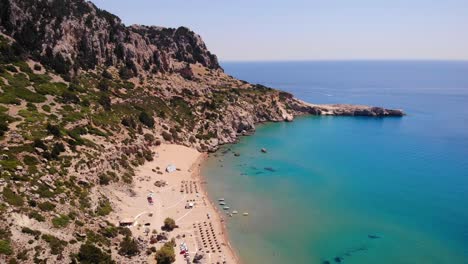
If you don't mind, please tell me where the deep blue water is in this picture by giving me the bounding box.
[202,61,468,264]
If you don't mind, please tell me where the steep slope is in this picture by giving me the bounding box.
[0,0,403,263]
[0,0,220,76]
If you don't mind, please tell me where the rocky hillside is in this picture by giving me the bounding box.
[0,0,403,263]
[0,0,220,77]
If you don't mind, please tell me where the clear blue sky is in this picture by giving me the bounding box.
[91,0,468,61]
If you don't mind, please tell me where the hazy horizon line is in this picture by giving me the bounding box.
[220,59,468,63]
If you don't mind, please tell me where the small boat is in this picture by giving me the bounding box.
[243,212,249,216]
[223,206,230,210]
[218,198,225,201]
[232,211,238,214]
[219,202,226,205]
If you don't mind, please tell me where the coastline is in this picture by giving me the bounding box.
[106,144,239,264]
[196,154,243,264]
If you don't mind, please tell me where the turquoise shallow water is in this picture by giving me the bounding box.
[202,61,468,264]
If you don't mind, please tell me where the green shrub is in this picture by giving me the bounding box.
[50,142,65,160]
[96,199,112,216]
[41,234,67,255]
[0,240,12,255]
[144,133,155,142]
[118,67,133,80]
[2,187,24,206]
[38,201,55,212]
[138,111,154,128]
[4,86,46,103]
[34,82,67,96]
[98,79,110,91]
[4,65,17,72]
[121,81,135,90]
[29,73,51,84]
[16,249,28,260]
[98,94,111,111]
[46,123,61,137]
[155,241,175,264]
[100,226,118,238]
[33,138,47,150]
[14,61,32,73]
[121,116,136,128]
[118,235,139,256]
[35,184,55,198]
[77,243,114,264]
[86,230,110,247]
[21,227,41,238]
[61,90,80,104]
[23,155,39,165]
[51,214,70,228]
[117,227,132,237]
[102,70,113,79]
[98,174,111,185]
[162,218,177,231]
[28,211,45,222]
[42,105,51,112]
[161,131,172,141]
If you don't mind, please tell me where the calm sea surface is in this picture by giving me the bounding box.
[202,61,468,264]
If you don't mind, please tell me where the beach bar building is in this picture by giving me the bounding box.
[119,218,134,227]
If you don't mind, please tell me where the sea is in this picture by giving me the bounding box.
[201,61,468,264]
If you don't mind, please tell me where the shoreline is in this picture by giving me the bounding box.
[107,144,240,264]
[195,153,243,264]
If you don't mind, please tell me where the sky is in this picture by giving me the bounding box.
[91,0,468,61]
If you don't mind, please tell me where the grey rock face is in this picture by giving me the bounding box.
[0,0,221,75]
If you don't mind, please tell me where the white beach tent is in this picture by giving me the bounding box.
[166,164,177,173]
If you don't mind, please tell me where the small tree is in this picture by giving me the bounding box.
[155,242,175,264]
[98,79,110,91]
[98,94,111,111]
[121,116,136,128]
[138,111,154,128]
[46,123,61,137]
[61,90,80,104]
[118,235,139,256]
[118,67,133,80]
[50,142,65,160]
[102,70,113,79]
[77,243,114,264]
[162,218,177,231]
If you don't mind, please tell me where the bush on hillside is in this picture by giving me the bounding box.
[46,123,61,137]
[77,243,114,264]
[138,111,154,128]
[98,94,111,111]
[161,131,172,142]
[118,235,139,256]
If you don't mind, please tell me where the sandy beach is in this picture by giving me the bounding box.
[106,144,239,264]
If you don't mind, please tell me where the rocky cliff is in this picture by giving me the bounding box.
[0,0,403,263]
[0,0,220,76]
